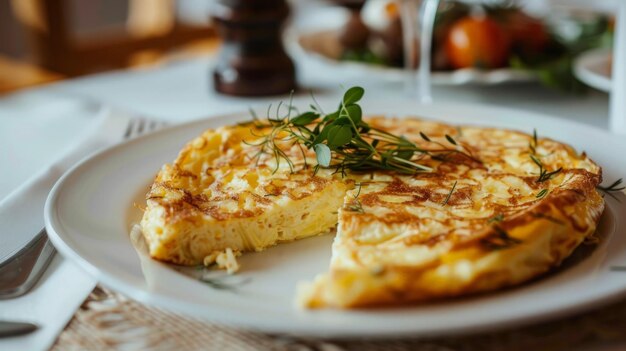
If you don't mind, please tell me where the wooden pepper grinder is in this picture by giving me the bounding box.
[333,0,368,51]
[211,0,296,96]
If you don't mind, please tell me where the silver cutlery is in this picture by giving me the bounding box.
[0,321,38,338]
[0,117,166,299]
[0,229,55,299]
[0,116,166,337]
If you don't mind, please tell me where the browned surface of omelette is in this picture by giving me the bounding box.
[141,116,604,308]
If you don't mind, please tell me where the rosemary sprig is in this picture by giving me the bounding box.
[531,212,564,225]
[354,182,363,197]
[343,183,365,213]
[536,188,549,199]
[528,130,562,183]
[529,153,562,183]
[530,131,624,201]
[441,181,458,206]
[246,86,481,175]
[199,276,251,291]
[186,266,251,291]
[529,128,538,155]
[597,178,625,201]
[419,131,481,164]
[480,226,522,250]
[488,213,504,224]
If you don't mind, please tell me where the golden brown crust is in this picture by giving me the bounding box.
[295,117,604,308]
[140,116,605,307]
[301,187,604,308]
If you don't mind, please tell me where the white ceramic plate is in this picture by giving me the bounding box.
[45,100,626,338]
[574,48,612,92]
[288,7,536,86]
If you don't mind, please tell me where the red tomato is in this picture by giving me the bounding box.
[445,16,511,69]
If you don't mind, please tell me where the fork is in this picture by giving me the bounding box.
[0,117,166,300]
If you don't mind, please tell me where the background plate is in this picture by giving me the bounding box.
[45,100,626,338]
[287,7,536,86]
[574,48,612,92]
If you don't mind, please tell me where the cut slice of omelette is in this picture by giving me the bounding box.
[140,116,604,308]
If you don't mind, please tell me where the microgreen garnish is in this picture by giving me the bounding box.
[243,104,303,174]
[245,86,481,175]
[441,181,457,206]
[314,144,331,167]
[488,213,504,224]
[536,189,549,199]
[480,226,522,250]
[597,178,625,201]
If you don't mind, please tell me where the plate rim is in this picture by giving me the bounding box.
[574,48,612,93]
[45,102,626,338]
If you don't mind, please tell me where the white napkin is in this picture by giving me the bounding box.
[0,91,100,199]
[0,107,132,261]
[0,257,94,351]
[0,107,142,351]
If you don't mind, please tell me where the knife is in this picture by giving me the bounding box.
[0,229,56,299]
[0,321,38,338]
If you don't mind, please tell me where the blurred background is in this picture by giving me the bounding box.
[0,0,616,95]
[0,0,216,93]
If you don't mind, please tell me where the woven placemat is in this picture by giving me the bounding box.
[51,286,626,351]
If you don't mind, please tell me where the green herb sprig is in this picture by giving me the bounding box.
[488,213,504,224]
[597,178,625,201]
[531,212,565,225]
[441,181,458,206]
[199,276,251,291]
[343,183,365,213]
[186,266,251,291]
[247,87,480,175]
[529,129,538,155]
[530,154,562,183]
[528,130,562,183]
[419,132,481,164]
[536,188,549,199]
[480,226,522,250]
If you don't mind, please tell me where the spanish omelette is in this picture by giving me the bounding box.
[141,114,604,308]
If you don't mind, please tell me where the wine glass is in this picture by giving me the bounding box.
[332,0,439,102]
[610,2,626,135]
[399,0,440,103]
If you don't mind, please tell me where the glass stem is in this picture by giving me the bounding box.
[610,2,626,135]
[417,0,439,104]
[400,0,418,96]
